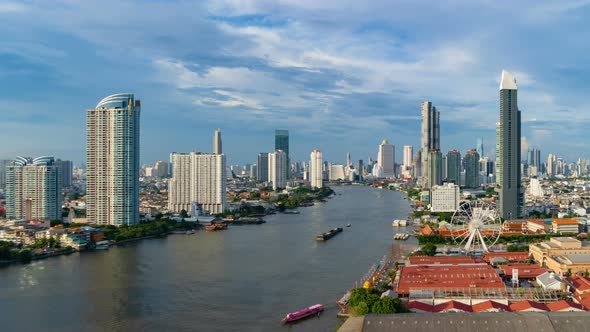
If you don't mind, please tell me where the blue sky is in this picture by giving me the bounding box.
[1,0,590,165]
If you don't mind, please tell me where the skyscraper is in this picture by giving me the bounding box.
[257,153,269,182]
[496,71,522,219]
[168,152,227,215]
[356,160,364,181]
[346,152,352,168]
[55,159,73,188]
[87,93,140,226]
[213,128,222,154]
[547,154,556,177]
[421,101,440,187]
[5,156,61,220]
[269,150,287,190]
[446,150,461,185]
[0,159,14,190]
[427,149,443,189]
[465,149,480,188]
[378,139,395,178]
[310,150,323,189]
[476,138,484,158]
[275,130,289,179]
[402,145,413,178]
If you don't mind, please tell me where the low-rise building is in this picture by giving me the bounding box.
[527,219,551,233]
[545,254,590,275]
[430,183,460,212]
[530,237,590,266]
[536,271,564,291]
[552,219,580,234]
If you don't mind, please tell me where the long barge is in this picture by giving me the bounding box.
[316,227,343,241]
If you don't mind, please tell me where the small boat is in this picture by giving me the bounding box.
[392,220,400,227]
[185,230,195,235]
[346,223,351,227]
[205,223,228,231]
[399,220,408,227]
[282,304,324,324]
[95,240,110,250]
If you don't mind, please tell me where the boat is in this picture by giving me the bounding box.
[346,223,351,227]
[94,240,110,250]
[205,223,228,231]
[392,220,400,227]
[399,220,408,227]
[185,230,195,235]
[316,227,343,241]
[281,304,324,324]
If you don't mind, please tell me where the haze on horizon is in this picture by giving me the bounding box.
[1,0,589,165]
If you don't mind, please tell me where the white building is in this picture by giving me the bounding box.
[402,145,413,178]
[528,177,544,197]
[168,152,227,215]
[430,183,460,212]
[310,150,323,189]
[87,94,140,226]
[535,272,563,291]
[329,164,346,181]
[213,128,222,154]
[378,139,395,178]
[269,150,287,190]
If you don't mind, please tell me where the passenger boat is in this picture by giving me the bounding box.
[281,304,324,324]
[316,228,343,241]
[205,223,228,231]
[399,219,408,227]
[94,240,110,250]
[392,220,400,227]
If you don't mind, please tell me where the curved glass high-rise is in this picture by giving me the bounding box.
[87,93,140,225]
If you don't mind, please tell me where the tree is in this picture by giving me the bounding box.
[355,302,369,316]
[422,243,437,256]
[18,250,32,263]
[180,209,189,218]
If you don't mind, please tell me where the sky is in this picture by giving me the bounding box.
[1,0,590,166]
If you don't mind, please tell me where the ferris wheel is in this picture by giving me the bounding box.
[450,201,502,253]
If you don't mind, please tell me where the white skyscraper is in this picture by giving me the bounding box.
[402,145,413,178]
[269,150,287,190]
[213,128,222,155]
[87,94,140,226]
[168,152,227,214]
[310,150,323,189]
[378,139,395,178]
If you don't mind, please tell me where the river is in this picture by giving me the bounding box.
[0,185,412,332]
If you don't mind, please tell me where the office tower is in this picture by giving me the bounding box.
[329,164,347,180]
[464,149,480,188]
[213,128,222,154]
[378,139,395,178]
[445,150,461,185]
[0,159,14,190]
[5,156,61,220]
[168,152,226,215]
[154,161,169,178]
[275,130,289,178]
[476,138,484,158]
[547,154,556,177]
[87,93,140,226]
[346,152,352,168]
[55,159,73,188]
[526,149,534,166]
[496,71,522,219]
[534,150,541,171]
[356,160,364,180]
[402,145,413,178]
[310,150,323,189]
[442,155,447,181]
[413,151,421,179]
[268,150,287,190]
[257,153,269,182]
[427,149,443,189]
[421,101,440,187]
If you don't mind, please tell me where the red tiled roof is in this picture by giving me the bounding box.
[567,276,590,294]
[408,256,475,265]
[406,301,433,312]
[527,220,547,227]
[500,264,547,279]
[553,219,578,225]
[432,300,473,313]
[509,300,549,312]
[546,300,586,312]
[575,294,590,309]
[484,252,530,263]
[472,300,511,312]
[396,264,505,295]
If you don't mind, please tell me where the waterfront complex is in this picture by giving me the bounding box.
[310,150,323,189]
[421,101,440,188]
[496,71,522,219]
[378,139,395,178]
[213,128,222,155]
[86,93,140,225]
[269,150,287,190]
[5,156,61,220]
[168,152,227,214]
[275,130,289,179]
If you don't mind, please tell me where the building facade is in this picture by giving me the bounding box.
[421,101,440,187]
[378,139,395,178]
[257,153,269,182]
[168,152,227,215]
[427,149,443,189]
[269,150,287,190]
[430,183,460,212]
[496,71,522,219]
[55,159,73,188]
[87,93,140,226]
[310,150,323,189]
[446,150,461,185]
[275,130,289,179]
[213,128,222,154]
[465,149,480,188]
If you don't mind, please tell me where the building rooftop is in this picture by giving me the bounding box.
[408,256,475,265]
[500,70,518,90]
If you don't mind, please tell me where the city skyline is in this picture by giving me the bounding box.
[2,1,590,164]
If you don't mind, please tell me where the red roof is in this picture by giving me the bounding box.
[396,264,505,295]
[509,300,549,312]
[408,255,475,265]
[500,264,547,279]
[432,300,473,313]
[484,252,530,263]
[553,219,578,225]
[567,276,590,295]
[472,300,511,312]
[546,300,586,312]
[575,293,590,309]
[527,220,546,227]
[405,301,433,312]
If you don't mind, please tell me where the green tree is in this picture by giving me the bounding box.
[421,243,437,256]
[18,249,32,263]
[355,302,369,316]
[180,209,189,218]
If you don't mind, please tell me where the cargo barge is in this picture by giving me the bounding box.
[316,227,343,241]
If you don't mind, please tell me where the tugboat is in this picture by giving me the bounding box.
[316,228,343,241]
[281,304,324,324]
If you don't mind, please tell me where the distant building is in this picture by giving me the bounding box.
[427,149,443,189]
[0,159,13,190]
[430,183,460,212]
[257,153,269,182]
[275,130,289,179]
[55,159,73,188]
[213,128,222,154]
[446,150,461,185]
[421,101,440,187]
[402,145,413,178]
[310,150,323,189]
[329,164,346,181]
[5,156,62,220]
[476,137,484,158]
[552,219,580,234]
[269,150,287,190]
[154,160,168,178]
[168,152,227,215]
[464,149,480,188]
[378,139,395,178]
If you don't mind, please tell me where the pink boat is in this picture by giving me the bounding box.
[281,304,324,323]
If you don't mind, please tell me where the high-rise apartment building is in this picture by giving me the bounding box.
[257,153,269,182]
[421,101,440,187]
[275,130,289,179]
[402,145,413,178]
[446,150,461,185]
[5,156,61,220]
[476,138,484,158]
[464,149,480,188]
[496,71,522,219]
[213,128,222,154]
[0,159,14,191]
[55,159,73,188]
[547,154,556,177]
[269,150,287,190]
[427,149,443,189]
[378,139,395,178]
[87,93,140,226]
[310,150,323,189]
[154,161,169,178]
[168,152,227,215]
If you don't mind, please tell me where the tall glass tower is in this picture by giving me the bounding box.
[421,101,440,187]
[275,130,289,179]
[496,71,522,219]
[87,94,140,225]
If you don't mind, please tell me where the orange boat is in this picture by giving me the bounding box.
[205,223,228,231]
